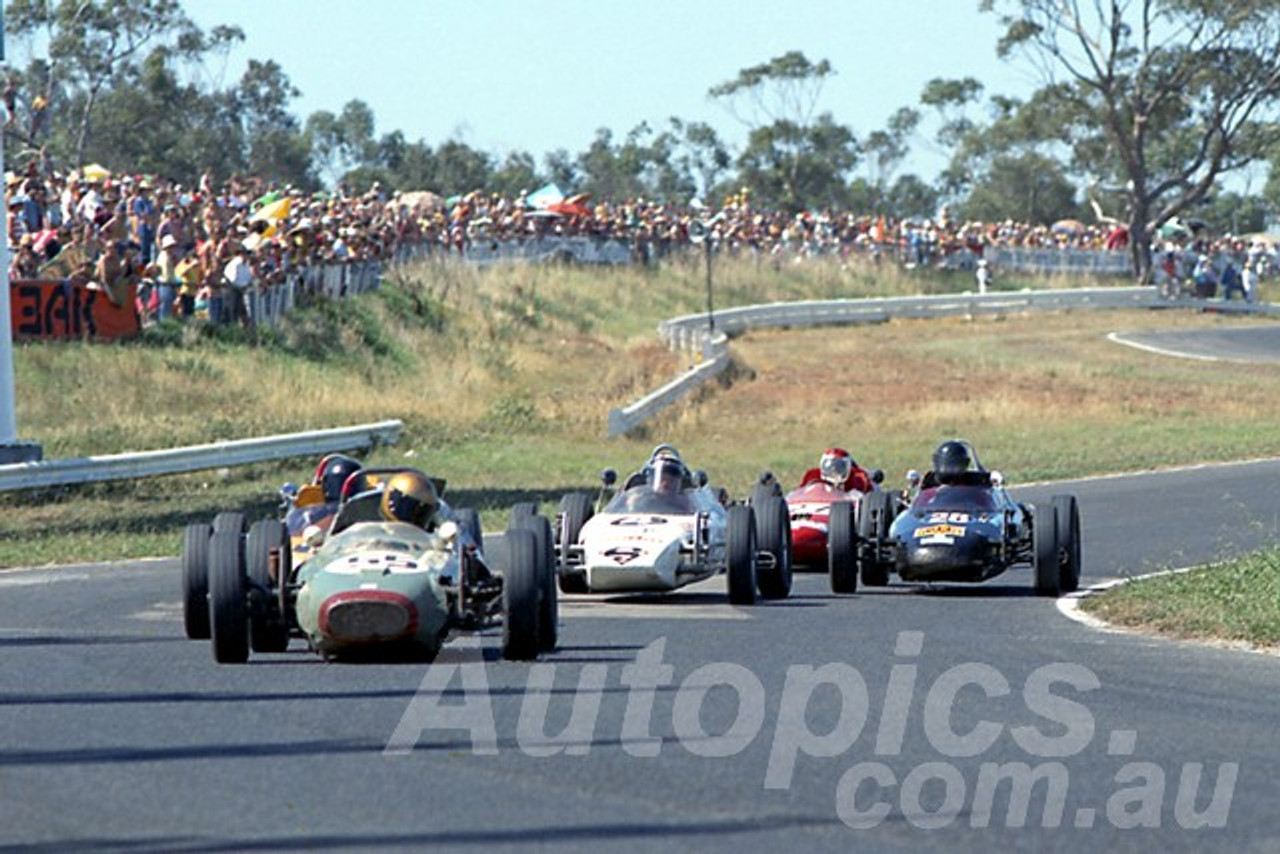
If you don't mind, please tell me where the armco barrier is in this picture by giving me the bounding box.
[0,420,402,492]
[612,287,1280,436]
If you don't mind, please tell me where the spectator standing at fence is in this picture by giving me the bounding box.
[1192,254,1218,299]
[154,233,182,320]
[127,179,153,263]
[222,242,255,326]
[1220,259,1245,301]
[975,258,992,294]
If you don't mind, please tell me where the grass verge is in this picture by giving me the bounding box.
[1079,551,1280,652]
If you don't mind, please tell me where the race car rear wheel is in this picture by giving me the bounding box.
[508,502,539,525]
[557,493,593,594]
[511,514,558,652]
[455,507,484,551]
[828,501,858,594]
[726,504,758,605]
[1052,495,1081,593]
[1033,503,1062,597]
[208,530,250,664]
[181,523,212,640]
[858,492,893,587]
[502,528,542,661]
[754,496,792,600]
[246,520,290,654]
[212,511,247,535]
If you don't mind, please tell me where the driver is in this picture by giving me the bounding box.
[648,456,686,496]
[817,447,873,493]
[928,439,980,486]
[379,470,441,530]
[313,453,364,504]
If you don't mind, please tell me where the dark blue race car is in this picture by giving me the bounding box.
[856,441,1081,597]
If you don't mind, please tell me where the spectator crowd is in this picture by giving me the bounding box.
[6,162,1279,327]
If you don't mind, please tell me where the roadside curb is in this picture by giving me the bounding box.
[1056,566,1280,657]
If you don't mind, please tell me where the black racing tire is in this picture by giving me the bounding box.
[246,520,290,653]
[208,530,249,664]
[454,507,483,552]
[1052,494,1082,594]
[1034,502,1062,597]
[828,501,858,594]
[557,493,593,594]
[726,505,758,605]
[858,492,893,587]
[512,514,558,652]
[212,511,247,535]
[502,528,541,661]
[181,523,213,640]
[754,496,792,600]
[509,502,539,525]
[750,481,782,507]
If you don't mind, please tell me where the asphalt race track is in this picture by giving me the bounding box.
[2,460,1280,853]
[1110,324,1280,363]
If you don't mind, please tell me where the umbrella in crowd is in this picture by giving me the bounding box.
[1158,218,1191,239]
[249,197,291,223]
[1051,218,1087,236]
[81,163,111,182]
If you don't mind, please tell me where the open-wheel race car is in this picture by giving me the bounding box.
[180,466,557,663]
[855,440,1082,597]
[553,445,792,605]
[752,448,901,594]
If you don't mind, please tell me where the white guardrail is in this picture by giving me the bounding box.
[0,420,402,492]
[607,287,1280,437]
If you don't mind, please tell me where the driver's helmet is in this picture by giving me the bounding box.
[648,457,685,496]
[819,448,853,487]
[379,470,440,528]
[314,453,364,503]
[932,440,972,478]
[649,443,683,467]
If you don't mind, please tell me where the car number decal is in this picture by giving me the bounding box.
[926,512,971,524]
[603,546,644,564]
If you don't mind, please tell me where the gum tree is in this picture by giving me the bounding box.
[982,0,1280,281]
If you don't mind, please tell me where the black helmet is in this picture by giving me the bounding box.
[933,440,972,478]
[315,454,363,503]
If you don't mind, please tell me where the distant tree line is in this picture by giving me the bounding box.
[5,0,1280,281]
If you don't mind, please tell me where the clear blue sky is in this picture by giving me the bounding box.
[182,1,1038,184]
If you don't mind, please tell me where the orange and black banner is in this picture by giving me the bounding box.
[9,279,140,341]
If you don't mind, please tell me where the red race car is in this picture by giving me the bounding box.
[753,449,897,592]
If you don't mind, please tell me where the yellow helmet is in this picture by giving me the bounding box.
[379,471,439,528]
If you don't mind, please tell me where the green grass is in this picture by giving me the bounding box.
[3,248,1280,645]
[1080,551,1280,650]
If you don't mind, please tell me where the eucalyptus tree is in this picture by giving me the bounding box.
[982,0,1280,280]
[5,0,239,170]
[709,51,859,211]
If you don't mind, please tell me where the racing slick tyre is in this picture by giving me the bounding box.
[212,511,248,535]
[509,502,539,524]
[1052,495,1082,594]
[502,528,542,661]
[245,520,290,654]
[181,523,213,640]
[1033,503,1062,597]
[454,508,484,552]
[858,492,894,587]
[208,530,250,664]
[556,493,594,594]
[726,504,758,606]
[754,496,793,600]
[512,514,558,653]
[828,501,858,594]
[751,480,782,508]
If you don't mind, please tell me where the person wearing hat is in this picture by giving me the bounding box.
[975,257,993,294]
[129,179,157,262]
[153,232,182,321]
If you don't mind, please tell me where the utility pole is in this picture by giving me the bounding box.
[0,8,44,464]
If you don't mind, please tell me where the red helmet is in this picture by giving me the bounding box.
[819,448,853,487]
